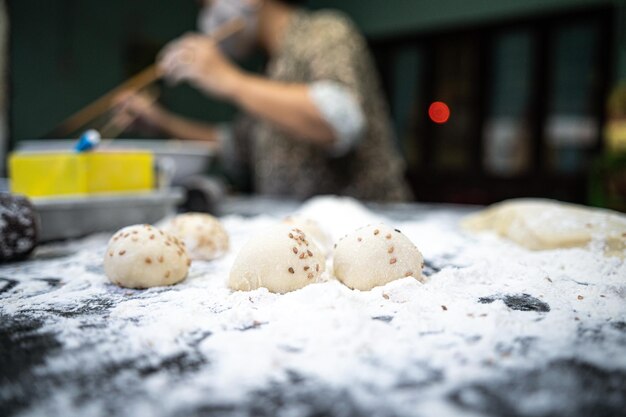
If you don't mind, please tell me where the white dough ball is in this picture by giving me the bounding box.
[333,224,424,290]
[161,213,229,260]
[229,225,326,294]
[104,224,190,288]
[283,215,331,253]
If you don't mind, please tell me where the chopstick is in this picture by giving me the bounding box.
[98,88,161,140]
[56,67,159,137]
[54,18,246,137]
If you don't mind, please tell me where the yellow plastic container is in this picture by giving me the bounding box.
[9,151,155,198]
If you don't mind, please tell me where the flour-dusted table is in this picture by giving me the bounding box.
[1,196,625,417]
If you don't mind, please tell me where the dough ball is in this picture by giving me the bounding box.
[283,215,331,253]
[333,224,424,290]
[229,225,326,294]
[161,213,229,260]
[0,194,39,262]
[461,198,626,257]
[104,224,190,288]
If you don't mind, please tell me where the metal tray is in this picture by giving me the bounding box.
[33,189,184,242]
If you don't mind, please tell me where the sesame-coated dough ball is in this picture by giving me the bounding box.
[229,225,326,294]
[0,194,39,262]
[104,224,190,289]
[283,215,331,254]
[333,224,424,290]
[161,213,229,261]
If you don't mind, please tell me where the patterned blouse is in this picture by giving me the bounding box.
[232,9,411,202]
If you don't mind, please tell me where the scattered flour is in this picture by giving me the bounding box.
[1,196,625,417]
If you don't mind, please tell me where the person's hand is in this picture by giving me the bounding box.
[110,90,164,130]
[157,33,244,99]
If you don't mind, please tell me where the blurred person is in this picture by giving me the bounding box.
[115,0,411,201]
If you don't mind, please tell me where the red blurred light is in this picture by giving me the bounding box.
[428,101,450,124]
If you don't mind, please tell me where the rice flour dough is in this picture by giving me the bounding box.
[104,224,190,288]
[462,198,626,257]
[283,215,331,254]
[229,225,326,294]
[161,213,229,261]
[333,224,425,290]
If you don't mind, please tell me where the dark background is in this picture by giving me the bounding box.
[5,0,626,207]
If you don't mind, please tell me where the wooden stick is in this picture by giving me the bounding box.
[99,88,161,140]
[55,67,159,137]
[54,18,245,136]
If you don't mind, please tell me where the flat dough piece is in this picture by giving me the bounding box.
[462,199,626,257]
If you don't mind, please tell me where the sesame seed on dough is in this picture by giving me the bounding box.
[390,258,397,265]
[288,267,295,274]
[119,250,126,256]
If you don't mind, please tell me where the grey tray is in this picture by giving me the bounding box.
[33,189,184,242]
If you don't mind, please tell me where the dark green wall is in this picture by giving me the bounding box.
[311,0,612,36]
[309,0,626,78]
